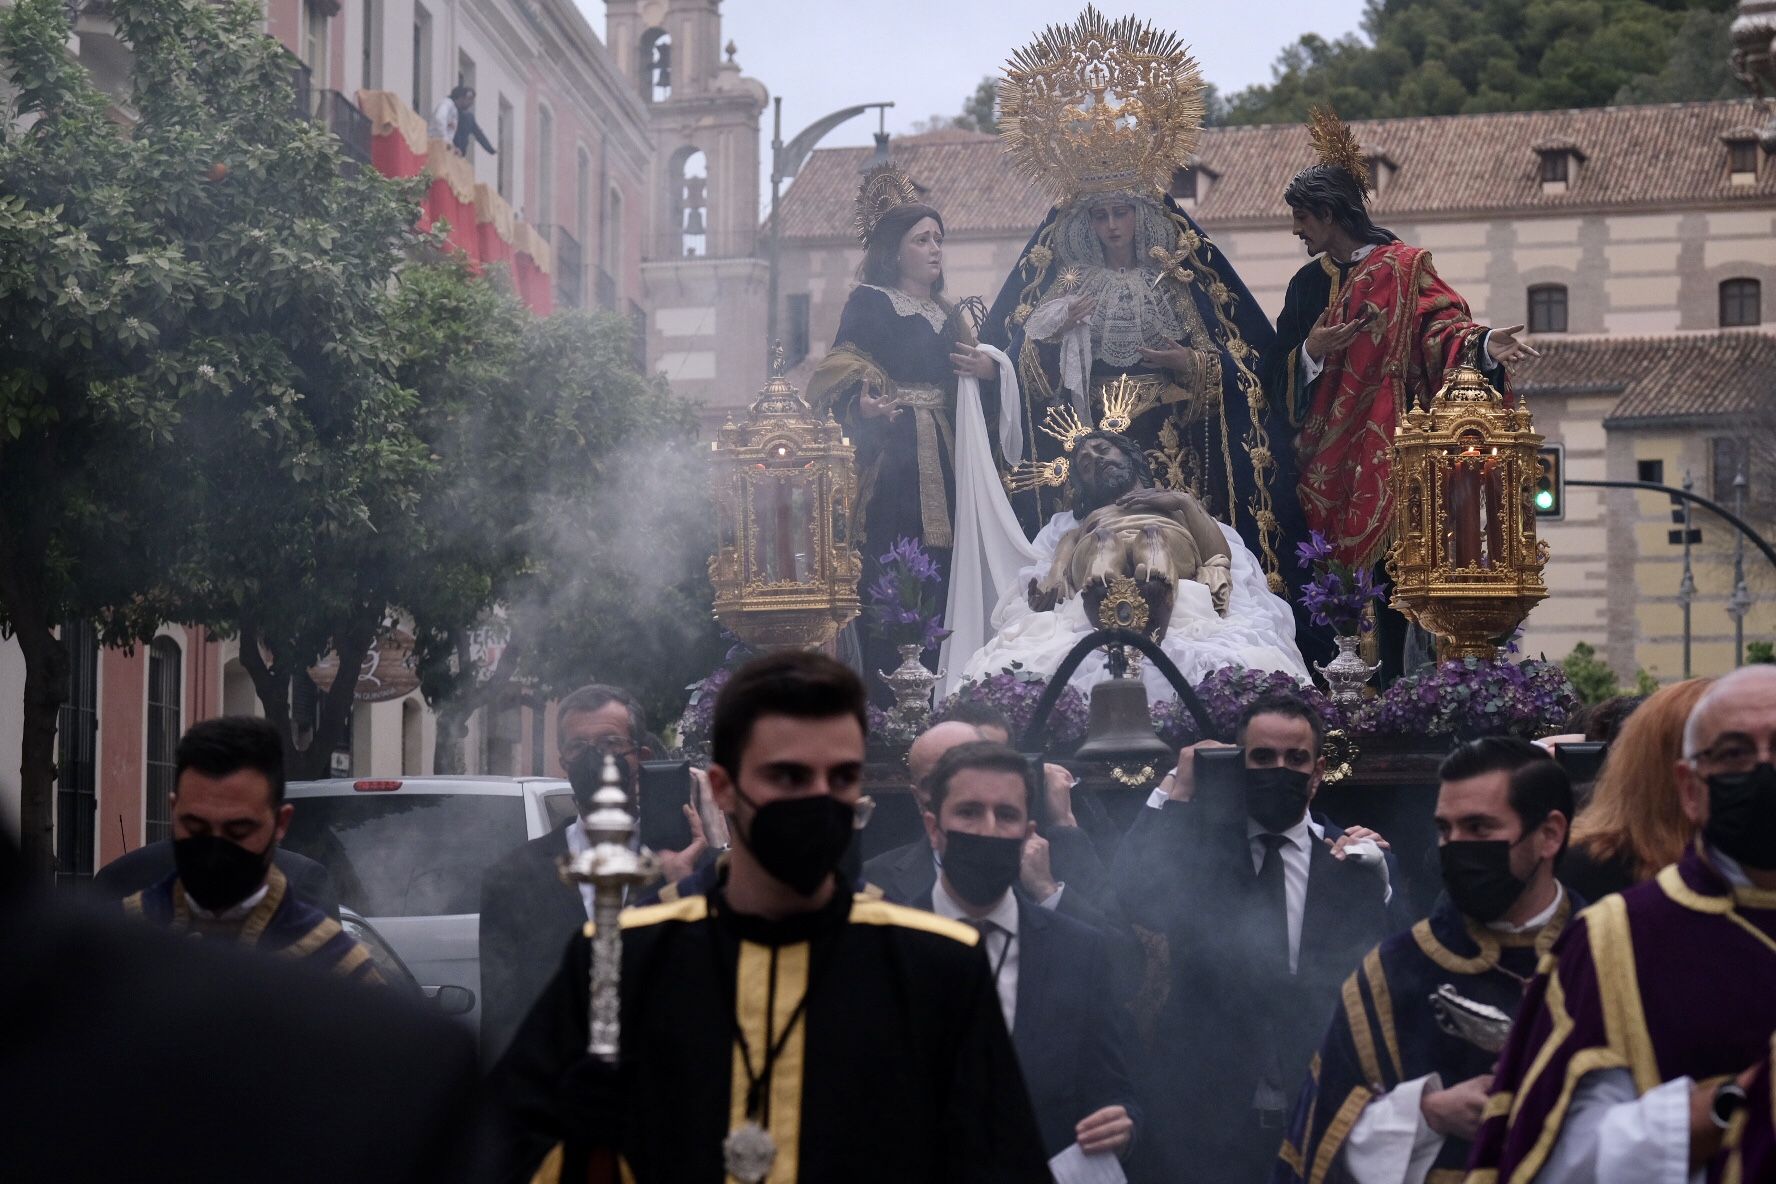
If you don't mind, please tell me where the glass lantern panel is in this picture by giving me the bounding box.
[750,472,817,585]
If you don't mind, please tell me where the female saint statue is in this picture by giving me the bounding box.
[984,8,1291,587]
[807,165,1003,684]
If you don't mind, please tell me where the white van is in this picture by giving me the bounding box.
[282,776,577,1034]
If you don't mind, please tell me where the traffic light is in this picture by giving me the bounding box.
[1534,445,1564,520]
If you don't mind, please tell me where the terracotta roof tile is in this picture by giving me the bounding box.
[777,100,1776,239]
[1510,332,1776,423]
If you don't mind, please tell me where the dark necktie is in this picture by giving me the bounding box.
[1256,833,1292,974]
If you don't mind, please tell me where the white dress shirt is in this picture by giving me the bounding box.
[931,877,1021,1032]
[1246,813,1320,974]
[1340,884,1569,1184]
[428,97,458,143]
[1535,849,1756,1184]
[562,818,645,918]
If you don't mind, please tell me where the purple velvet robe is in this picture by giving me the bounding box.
[1467,845,1776,1183]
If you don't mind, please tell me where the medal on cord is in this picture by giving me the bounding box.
[718,937,823,1184]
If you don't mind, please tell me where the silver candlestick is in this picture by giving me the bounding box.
[557,754,660,1060]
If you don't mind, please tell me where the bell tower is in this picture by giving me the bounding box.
[608,0,769,420]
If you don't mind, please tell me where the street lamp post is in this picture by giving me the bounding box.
[766,98,893,367]
[1680,470,1697,679]
[1729,461,1753,667]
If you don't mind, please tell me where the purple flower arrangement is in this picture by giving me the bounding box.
[1296,531,1383,636]
[677,641,752,749]
[867,537,952,654]
[1349,656,1579,740]
[1155,667,1342,747]
[936,666,1090,747]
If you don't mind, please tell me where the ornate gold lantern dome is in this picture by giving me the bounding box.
[1387,366,1550,661]
[707,347,862,650]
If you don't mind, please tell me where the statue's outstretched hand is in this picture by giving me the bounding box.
[1304,305,1368,362]
[1137,338,1197,383]
[1027,578,1059,613]
[1485,325,1540,367]
[1116,488,1186,515]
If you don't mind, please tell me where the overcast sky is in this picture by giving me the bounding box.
[711,1,1370,148]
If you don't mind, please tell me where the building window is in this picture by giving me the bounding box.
[55,619,99,885]
[411,5,431,116]
[496,95,514,199]
[1539,151,1569,184]
[1729,139,1759,180]
[640,28,671,102]
[1527,284,1568,334]
[1170,166,1196,202]
[302,0,329,93]
[1637,459,1664,486]
[786,294,812,366]
[535,105,554,229]
[576,146,591,245]
[359,0,380,90]
[1721,278,1761,327]
[1713,437,1750,505]
[146,637,182,845]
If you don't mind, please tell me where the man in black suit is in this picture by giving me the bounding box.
[478,684,707,1063]
[1112,690,1396,1184]
[92,838,341,920]
[2,830,490,1183]
[912,740,1140,1169]
[864,718,1114,928]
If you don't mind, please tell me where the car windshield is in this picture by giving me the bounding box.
[283,793,526,917]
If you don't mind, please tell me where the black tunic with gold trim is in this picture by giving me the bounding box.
[1271,893,1573,1184]
[121,864,382,983]
[492,877,1051,1184]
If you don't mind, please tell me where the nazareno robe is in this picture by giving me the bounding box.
[491,875,1051,1184]
[1467,845,1776,1184]
[123,864,382,983]
[1271,893,1574,1184]
[1719,1032,1776,1183]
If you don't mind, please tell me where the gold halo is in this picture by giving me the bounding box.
[853,162,922,246]
[999,6,1206,202]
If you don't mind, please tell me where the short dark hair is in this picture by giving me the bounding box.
[175,717,286,806]
[1237,691,1327,756]
[710,651,868,777]
[1438,736,1574,856]
[1283,164,1396,247]
[556,684,647,747]
[449,84,474,102]
[933,699,1014,739]
[922,741,1034,817]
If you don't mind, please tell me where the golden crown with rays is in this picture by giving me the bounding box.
[853,162,922,246]
[1004,375,1143,492]
[1307,104,1371,195]
[998,6,1207,204]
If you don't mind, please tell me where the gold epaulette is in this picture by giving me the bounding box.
[618,894,710,930]
[848,899,980,946]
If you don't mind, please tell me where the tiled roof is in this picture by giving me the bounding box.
[776,100,1776,239]
[1510,332,1776,424]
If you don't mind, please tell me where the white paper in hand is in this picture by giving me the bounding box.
[1047,1142,1127,1184]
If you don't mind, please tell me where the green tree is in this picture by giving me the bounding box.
[1561,642,1659,705]
[1223,0,1740,125]
[956,76,1000,135]
[0,0,422,874]
[389,258,718,768]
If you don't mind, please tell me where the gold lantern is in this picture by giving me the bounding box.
[708,346,862,650]
[1386,365,1550,660]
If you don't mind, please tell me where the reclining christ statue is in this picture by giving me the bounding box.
[937,373,1309,702]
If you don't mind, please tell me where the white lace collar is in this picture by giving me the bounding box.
[862,284,948,332]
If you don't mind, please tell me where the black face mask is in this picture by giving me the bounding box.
[1439,839,1532,923]
[1705,762,1776,871]
[566,748,633,815]
[173,834,274,913]
[1246,766,1313,834]
[735,791,857,897]
[941,830,1024,907]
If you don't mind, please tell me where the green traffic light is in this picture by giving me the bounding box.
[1535,489,1555,511]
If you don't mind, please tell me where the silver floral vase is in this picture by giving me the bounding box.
[880,643,942,729]
[1316,634,1380,707]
